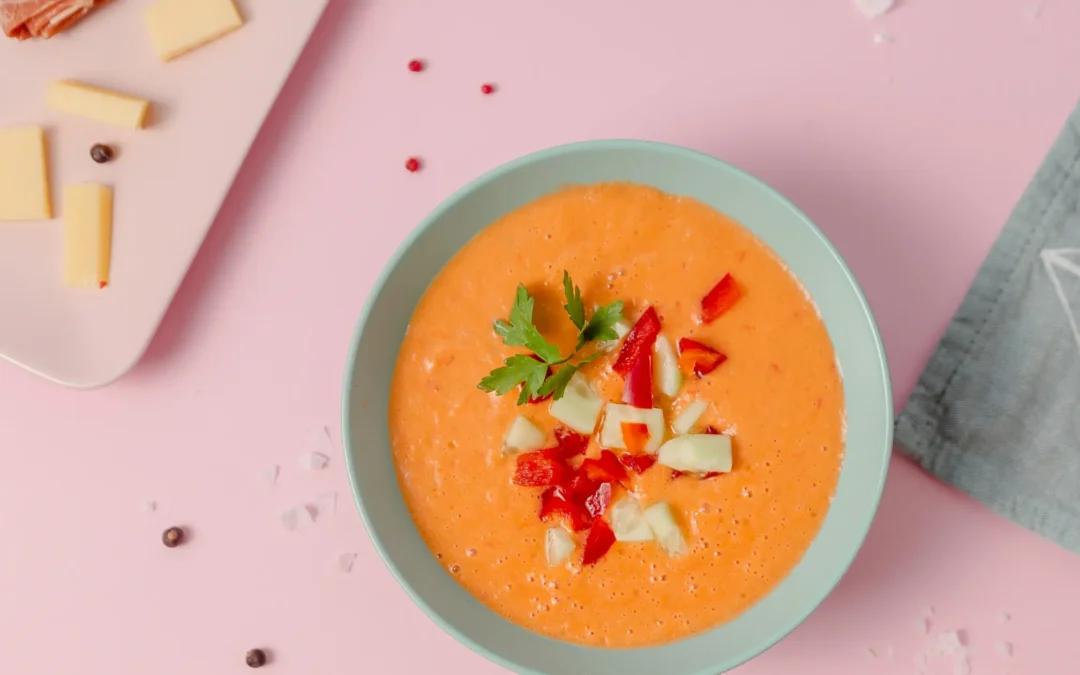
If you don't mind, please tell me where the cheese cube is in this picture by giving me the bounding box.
[144,0,244,62]
[0,126,52,221]
[47,80,152,130]
[62,184,113,289]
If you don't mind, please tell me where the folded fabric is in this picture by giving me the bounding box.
[895,101,1080,554]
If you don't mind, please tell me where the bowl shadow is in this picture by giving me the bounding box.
[686,134,975,670]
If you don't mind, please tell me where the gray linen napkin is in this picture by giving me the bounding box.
[895,102,1080,554]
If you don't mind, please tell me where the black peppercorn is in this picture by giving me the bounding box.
[90,144,115,163]
[162,526,184,548]
[245,649,268,668]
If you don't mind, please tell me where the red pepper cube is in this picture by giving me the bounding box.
[583,481,613,518]
[701,274,741,323]
[513,450,570,487]
[613,307,662,376]
[582,519,616,566]
[540,486,592,531]
[580,450,629,486]
[568,470,600,500]
[621,350,654,408]
[677,337,728,377]
[619,452,657,474]
[552,426,589,459]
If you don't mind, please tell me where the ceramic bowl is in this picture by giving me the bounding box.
[341,140,892,675]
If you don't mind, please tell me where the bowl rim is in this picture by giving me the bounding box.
[341,138,893,674]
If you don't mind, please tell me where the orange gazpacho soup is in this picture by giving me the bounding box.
[389,183,844,647]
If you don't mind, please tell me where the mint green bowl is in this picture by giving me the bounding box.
[341,140,892,675]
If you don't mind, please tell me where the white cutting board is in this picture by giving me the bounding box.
[0,0,330,387]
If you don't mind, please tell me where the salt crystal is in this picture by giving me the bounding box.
[300,426,334,469]
[300,451,330,471]
[280,505,316,531]
[1024,3,1043,21]
[315,492,337,519]
[280,508,300,531]
[140,500,157,513]
[873,31,893,45]
[934,630,966,656]
[925,605,936,617]
[915,617,930,634]
[259,465,279,487]
[337,552,357,573]
[996,641,1013,657]
[855,0,894,20]
[955,655,971,675]
[999,611,1011,623]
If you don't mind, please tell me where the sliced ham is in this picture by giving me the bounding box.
[1,0,105,40]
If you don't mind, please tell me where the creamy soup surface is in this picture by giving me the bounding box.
[389,183,844,647]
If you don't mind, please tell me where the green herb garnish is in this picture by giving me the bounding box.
[479,272,623,403]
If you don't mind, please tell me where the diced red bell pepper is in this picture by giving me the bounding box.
[552,426,589,459]
[621,422,650,455]
[580,450,629,486]
[524,354,554,403]
[513,449,570,487]
[584,481,613,518]
[568,470,600,500]
[621,350,654,408]
[539,486,592,531]
[677,337,728,377]
[581,518,616,566]
[612,307,662,376]
[620,453,657,474]
[701,274,741,323]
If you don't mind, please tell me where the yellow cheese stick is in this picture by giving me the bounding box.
[62,184,113,289]
[144,0,244,62]
[47,80,152,130]
[0,126,51,221]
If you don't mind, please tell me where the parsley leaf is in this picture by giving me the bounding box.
[493,283,563,363]
[478,354,550,396]
[541,352,606,400]
[580,300,624,346]
[481,274,626,405]
[578,350,604,366]
[537,364,578,400]
[562,271,585,331]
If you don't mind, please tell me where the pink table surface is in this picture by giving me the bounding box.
[2,1,1079,673]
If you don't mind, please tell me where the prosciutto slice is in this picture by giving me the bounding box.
[1,0,105,40]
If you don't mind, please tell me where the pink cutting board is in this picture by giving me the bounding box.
[0,0,330,388]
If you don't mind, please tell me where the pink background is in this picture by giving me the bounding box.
[2,1,1079,673]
